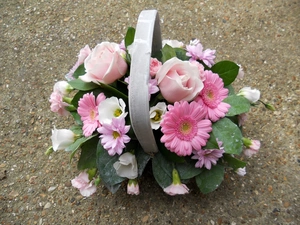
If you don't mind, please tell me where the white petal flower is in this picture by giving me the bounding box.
[235,167,246,176]
[51,126,75,151]
[237,87,260,103]
[53,81,73,95]
[149,102,167,130]
[98,97,127,124]
[113,152,138,179]
[162,39,184,48]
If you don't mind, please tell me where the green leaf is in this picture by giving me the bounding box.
[152,152,173,188]
[96,142,125,193]
[223,154,246,170]
[97,82,128,102]
[211,61,239,86]
[72,64,85,79]
[195,164,224,194]
[225,84,235,96]
[212,118,243,154]
[158,141,185,163]
[70,111,83,125]
[174,48,189,61]
[176,158,203,179]
[161,44,176,63]
[70,125,83,135]
[68,134,98,160]
[124,27,135,48]
[223,95,251,116]
[135,143,151,176]
[77,136,98,170]
[68,79,99,91]
[203,133,219,149]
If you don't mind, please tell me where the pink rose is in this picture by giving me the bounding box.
[156,57,204,103]
[79,42,128,84]
[150,57,162,77]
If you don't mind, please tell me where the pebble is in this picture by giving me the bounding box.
[48,186,57,192]
[44,202,51,209]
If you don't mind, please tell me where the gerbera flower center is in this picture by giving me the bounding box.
[177,117,197,140]
[112,131,120,139]
[89,110,96,120]
[201,83,220,108]
[114,108,123,117]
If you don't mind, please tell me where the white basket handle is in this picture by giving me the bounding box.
[128,10,162,154]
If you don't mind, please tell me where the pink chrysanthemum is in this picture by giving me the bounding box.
[186,39,216,67]
[195,71,230,122]
[97,117,130,156]
[49,91,70,116]
[192,140,225,170]
[160,101,212,156]
[78,92,106,137]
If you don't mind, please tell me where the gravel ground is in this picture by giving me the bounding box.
[0,0,299,224]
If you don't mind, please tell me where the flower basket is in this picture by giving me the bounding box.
[48,10,274,196]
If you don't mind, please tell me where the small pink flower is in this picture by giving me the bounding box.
[243,138,261,157]
[119,39,126,51]
[78,93,106,137]
[190,60,205,81]
[160,101,212,156]
[150,58,162,77]
[127,179,140,195]
[65,45,91,80]
[186,39,216,67]
[192,140,225,170]
[238,113,248,127]
[71,171,96,197]
[49,91,70,116]
[125,77,159,100]
[97,117,130,156]
[163,169,189,196]
[195,70,231,122]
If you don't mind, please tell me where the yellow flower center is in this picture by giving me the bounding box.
[89,110,96,120]
[180,122,192,134]
[152,110,162,122]
[114,108,122,117]
[112,131,120,139]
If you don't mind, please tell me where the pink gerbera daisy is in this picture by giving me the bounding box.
[191,140,225,170]
[97,117,130,156]
[160,101,212,156]
[195,71,230,122]
[78,92,106,137]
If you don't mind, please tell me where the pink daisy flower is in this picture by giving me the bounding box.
[49,91,70,116]
[160,101,212,156]
[78,92,106,137]
[192,140,225,170]
[97,117,131,156]
[186,39,216,67]
[195,70,231,122]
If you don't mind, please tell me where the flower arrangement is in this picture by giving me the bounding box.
[47,26,274,197]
